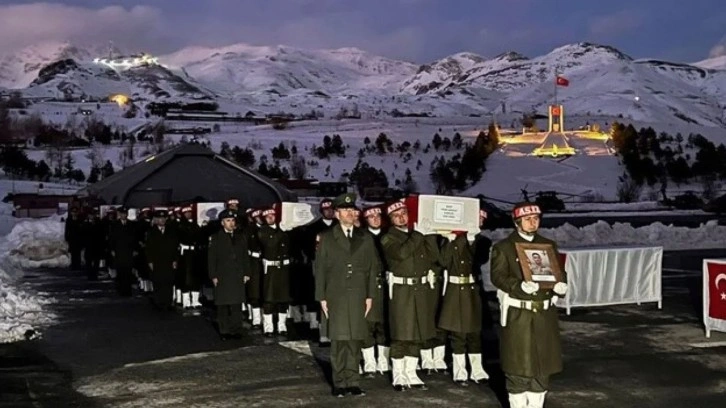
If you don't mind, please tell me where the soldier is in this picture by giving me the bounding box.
[304,198,338,344]
[82,210,105,280]
[64,207,84,270]
[135,207,154,293]
[208,209,251,340]
[178,206,204,309]
[257,204,292,337]
[490,202,568,408]
[246,209,265,328]
[360,206,390,376]
[101,208,117,278]
[381,201,439,391]
[438,212,491,386]
[315,193,379,397]
[145,210,180,310]
[108,207,137,297]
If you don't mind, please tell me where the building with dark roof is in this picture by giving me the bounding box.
[77,142,296,207]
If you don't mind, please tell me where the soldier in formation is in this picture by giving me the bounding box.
[257,204,292,337]
[491,202,568,408]
[145,209,179,310]
[315,193,379,397]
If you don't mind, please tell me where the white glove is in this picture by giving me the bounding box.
[553,282,568,295]
[445,233,457,242]
[521,281,539,294]
[466,232,477,242]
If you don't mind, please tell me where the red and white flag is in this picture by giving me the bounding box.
[707,262,726,320]
[555,75,569,87]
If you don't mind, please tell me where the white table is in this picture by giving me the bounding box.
[556,246,663,315]
[702,259,726,338]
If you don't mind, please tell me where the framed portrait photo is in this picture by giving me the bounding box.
[514,242,563,289]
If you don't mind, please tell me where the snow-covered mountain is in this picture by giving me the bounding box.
[3,41,726,126]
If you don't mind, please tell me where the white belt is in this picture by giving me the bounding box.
[248,251,261,258]
[448,274,476,284]
[387,270,436,299]
[262,259,290,274]
[497,289,552,327]
[180,244,196,254]
[390,275,428,285]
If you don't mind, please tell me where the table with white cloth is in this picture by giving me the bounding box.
[556,245,663,315]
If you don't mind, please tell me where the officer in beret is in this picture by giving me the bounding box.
[145,209,180,310]
[315,192,380,397]
[490,202,568,408]
[108,207,137,297]
[208,209,251,340]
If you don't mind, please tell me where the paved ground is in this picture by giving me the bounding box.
[2,250,726,407]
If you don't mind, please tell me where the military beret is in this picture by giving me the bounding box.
[320,199,333,209]
[251,209,262,218]
[512,202,541,219]
[228,198,239,205]
[182,206,193,213]
[262,208,275,217]
[333,193,357,209]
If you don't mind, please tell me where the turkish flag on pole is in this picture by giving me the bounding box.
[555,75,570,87]
[707,262,726,320]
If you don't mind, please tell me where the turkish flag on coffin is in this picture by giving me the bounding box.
[707,262,726,320]
[405,194,419,231]
[555,76,569,87]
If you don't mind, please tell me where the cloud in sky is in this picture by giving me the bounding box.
[0,1,723,63]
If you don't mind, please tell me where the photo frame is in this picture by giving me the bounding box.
[514,242,563,289]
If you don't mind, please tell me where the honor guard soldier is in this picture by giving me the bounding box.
[82,210,105,280]
[360,206,390,376]
[64,207,84,270]
[315,193,379,397]
[438,212,491,386]
[305,198,338,344]
[244,208,264,329]
[145,209,180,310]
[135,207,154,293]
[208,209,251,340]
[178,206,204,309]
[257,204,292,337]
[108,207,137,297]
[381,200,440,391]
[491,202,568,408]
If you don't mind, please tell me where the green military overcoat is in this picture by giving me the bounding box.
[257,225,292,303]
[207,229,250,305]
[437,234,483,333]
[381,228,439,342]
[314,226,380,341]
[490,231,567,378]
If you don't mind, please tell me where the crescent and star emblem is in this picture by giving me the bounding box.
[715,273,726,301]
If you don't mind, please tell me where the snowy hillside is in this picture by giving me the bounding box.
[4,40,726,126]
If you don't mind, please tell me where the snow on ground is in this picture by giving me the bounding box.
[0,216,67,343]
[487,219,726,250]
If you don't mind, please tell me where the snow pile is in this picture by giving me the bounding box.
[489,220,726,250]
[5,216,70,269]
[0,217,65,343]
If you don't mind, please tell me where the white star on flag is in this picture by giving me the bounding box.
[721,292,726,301]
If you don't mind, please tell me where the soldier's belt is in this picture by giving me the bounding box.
[248,251,261,258]
[263,259,290,267]
[179,244,196,254]
[389,275,429,285]
[448,275,476,285]
[497,289,551,327]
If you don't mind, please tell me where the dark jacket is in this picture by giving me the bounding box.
[208,228,250,305]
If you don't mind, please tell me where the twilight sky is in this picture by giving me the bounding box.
[0,0,725,63]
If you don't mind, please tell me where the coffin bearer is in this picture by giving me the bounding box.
[315,193,379,397]
[360,206,390,376]
[108,207,137,297]
[208,209,251,340]
[244,208,264,328]
[437,212,491,385]
[381,200,439,391]
[145,210,180,310]
[490,202,568,408]
[64,207,84,270]
[178,206,204,309]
